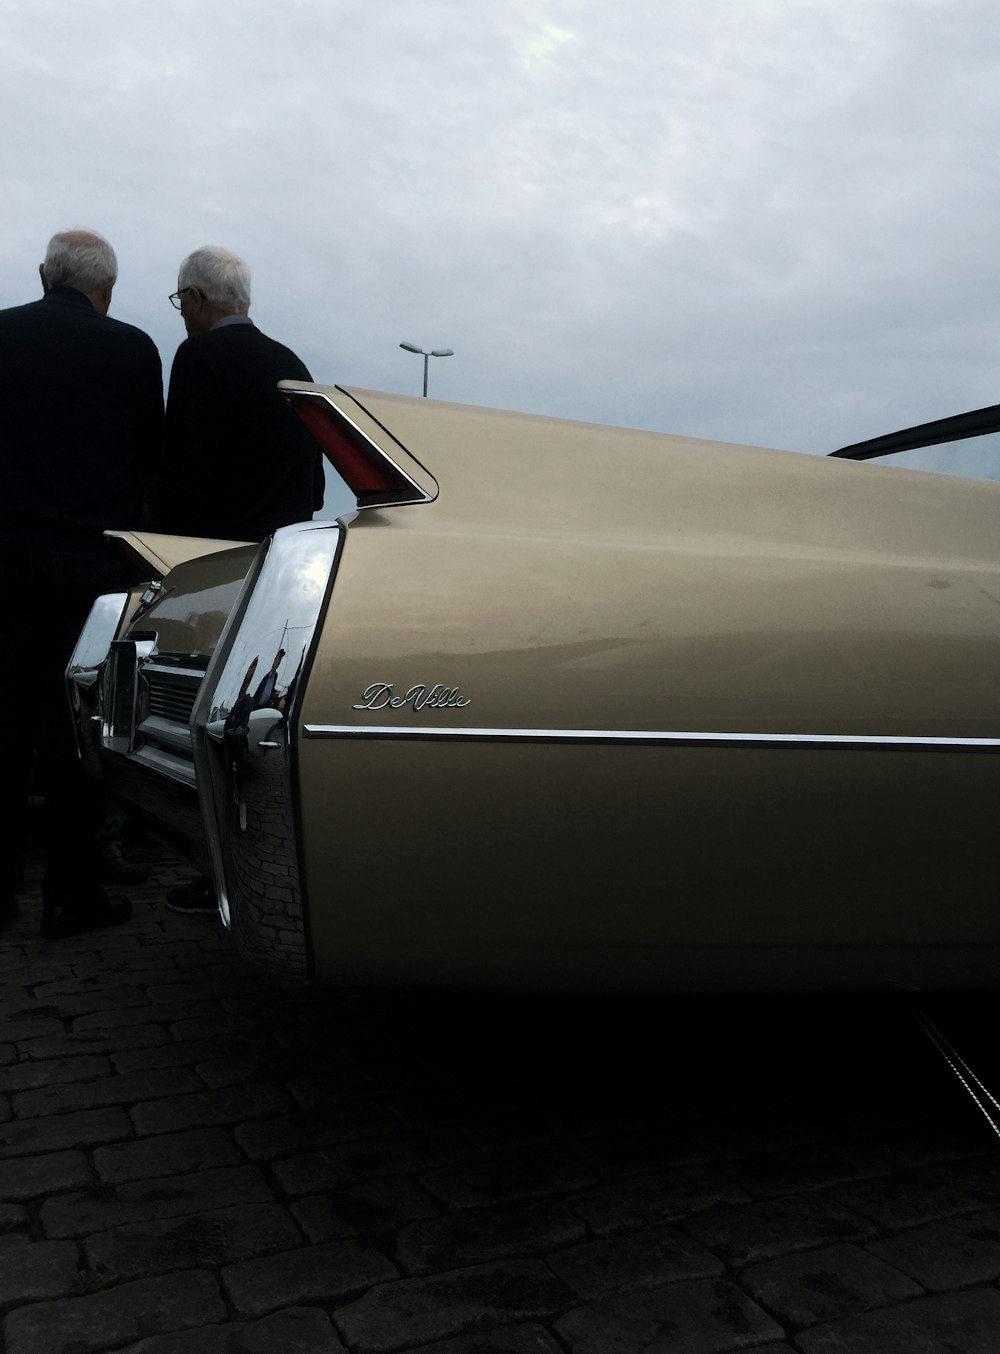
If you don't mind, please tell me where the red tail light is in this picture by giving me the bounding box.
[288,391,430,508]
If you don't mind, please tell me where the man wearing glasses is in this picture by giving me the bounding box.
[155,246,323,914]
[156,246,324,543]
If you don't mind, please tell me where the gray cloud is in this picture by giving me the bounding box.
[2,0,998,458]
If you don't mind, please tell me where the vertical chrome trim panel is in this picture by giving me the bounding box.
[190,521,343,979]
[66,592,130,773]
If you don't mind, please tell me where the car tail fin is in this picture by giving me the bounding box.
[104,530,252,577]
[282,384,435,509]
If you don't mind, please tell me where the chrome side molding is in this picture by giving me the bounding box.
[303,724,1000,751]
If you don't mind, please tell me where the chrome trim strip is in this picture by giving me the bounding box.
[142,662,207,683]
[137,714,193,754]
[192,521,343,976]
[189,541,271,930]
[303,724,1000,751]
[69,592,130,672]
[66,591,130,773]
[132,744,198,787]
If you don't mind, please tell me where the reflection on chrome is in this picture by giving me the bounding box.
[69,592,129,673]
[194,522,343,980]
[66,591,129,772]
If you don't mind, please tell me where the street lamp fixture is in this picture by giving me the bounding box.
[400,342,454,397]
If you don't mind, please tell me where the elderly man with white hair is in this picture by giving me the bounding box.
[0,228,163,939]
[155,246,323,914]
[156,245,324,543]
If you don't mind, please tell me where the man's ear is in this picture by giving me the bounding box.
[38,263,48,294]
[95,280,114,315]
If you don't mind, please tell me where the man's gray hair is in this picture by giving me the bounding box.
[44,230,118,292]
[178,246,251,313]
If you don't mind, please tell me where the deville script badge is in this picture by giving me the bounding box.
[353,682,471,712]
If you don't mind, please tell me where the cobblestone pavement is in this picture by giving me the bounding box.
[4,836,1000,1353]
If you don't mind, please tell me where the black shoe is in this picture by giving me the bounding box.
[98,840,148,885]
[164,876,217,915]
[41,889,133,941]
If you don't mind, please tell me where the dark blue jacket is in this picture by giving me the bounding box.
[0,286,163,531]
[156,322,324,540]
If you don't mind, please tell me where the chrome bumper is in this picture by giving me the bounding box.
[67,522,344,981]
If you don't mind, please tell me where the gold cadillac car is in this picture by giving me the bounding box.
[67,386,1000,992]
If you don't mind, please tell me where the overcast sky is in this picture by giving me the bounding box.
[2,0,998,455]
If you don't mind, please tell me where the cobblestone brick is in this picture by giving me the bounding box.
[112,1034,260,1074]
[116,1305,346,1352]
[457,1108,568,1154]
[3,1016,65,1041]
[286,1062,427,1111]
[235,1101,398,1161]
[6,986,150,1021]
[333,1260,573,1352]
[85,1202,303,1282]
[2,1269,225,1354]
[0,1105,132,1158]
[720,1141,891,1200]
[547,1224,723,1299]
[685,1192,878,1268]
[0,962,74,986]
[69,947,197,980]
[193,1053,269,1088]
[0,1239,79,1305]
[420,1145,597,1212]
[94,1126,243,1183]
[12,1066,201,1118]
[224,1238,397,1317]
[146,977,262,1004]
[398,1198,585,1276]
[742,1241,922,1327]
[172,1001,299,1039]
[0,992,54,1018]
[866,1121,998,1169]
[0,1054,112,1092]
[401,1328,564,1354]
[275,1128,479,1198]
[56,934,144,957]
[386,1084,513,1129]
[0,1150,92,1200]
[832,1156,1000,1229]
[555,1275,784,1354]
[572,1126,740,1179]
[0,1043,15,1065]
[717,1103,835,1155]
[40,1164,274,1238]
[35,966,184,994]
[293,1179,441,1244]
[131,1081,292,1135]
[797,1286,1000,1354]
[73,1000,221,1033]
[0,1202,28,1233]
[19,1026,171,1059]
[865,1207,1000,1290]
[568,1167,750,1236]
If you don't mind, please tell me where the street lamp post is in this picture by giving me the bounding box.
[400,342,454,397]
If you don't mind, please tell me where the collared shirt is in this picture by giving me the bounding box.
[211,315,254,330]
